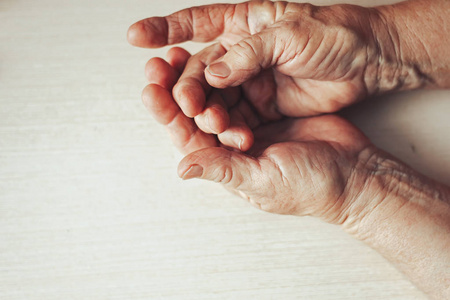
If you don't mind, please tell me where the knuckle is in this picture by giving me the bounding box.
[213,165,234,184]
[209,150,241,186]
[166,13,193,42]
[232,38,260,62]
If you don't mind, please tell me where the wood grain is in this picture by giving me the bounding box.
[1,0,447,299]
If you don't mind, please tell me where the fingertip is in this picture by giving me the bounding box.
[177,164,187,179]
[127,22,146,46]
[218,127,254,152]
[239,131,254,152]
[177,151,203,178]
[210,105,230,134]
[126,23,137,45]
[173,79,206,118]
[167,47,191,59]
[205,66,235,89]
[145,57,163,77]
[177,163,190,179]
[194,105,230,134]
[205,33,269,88]
[145,57,178,89]
[127,18,168,48]
[141,83,161,111]
[166,47,191,73]
[141,84,178,124]
[177,147,228,178]
[179,164,204,180]
[217,106,255,151]
[207,61,231,78]
[235,128,254,152]
[179,145,258,190]
[141,83,157,106]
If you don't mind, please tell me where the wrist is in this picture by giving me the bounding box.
[364,6,430,96]
[332,147,403,232]
[338,146,450,238]
[336,147,450,298]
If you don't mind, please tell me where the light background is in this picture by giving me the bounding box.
[1,0,449,299]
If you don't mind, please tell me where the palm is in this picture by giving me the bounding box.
[141,44,372,219]
[183,112,371,219]
[240,69,364,120]
[251,115,369,198]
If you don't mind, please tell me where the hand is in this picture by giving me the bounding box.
[142,46,375,222]
[128,0,416,122]
[133,1,450,297]
[142,45,450,299]
[178,114,374,222]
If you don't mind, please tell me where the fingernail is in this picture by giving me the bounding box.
[182,164,203,180]
[233,135,243,150]
[207,61,231,78]
[205,114,214,133]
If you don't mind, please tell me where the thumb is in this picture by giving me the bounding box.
[177,147,264,191]
[205,29,278,88]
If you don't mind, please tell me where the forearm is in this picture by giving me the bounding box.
[372,0,450,92]
[342,148,450,299]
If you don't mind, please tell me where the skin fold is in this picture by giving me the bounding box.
[128,0,450,298]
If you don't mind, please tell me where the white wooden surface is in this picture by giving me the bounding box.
[1,0,449,299]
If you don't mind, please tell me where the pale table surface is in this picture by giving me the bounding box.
[1,0,449,299]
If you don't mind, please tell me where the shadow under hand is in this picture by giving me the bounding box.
[340,89,450,186]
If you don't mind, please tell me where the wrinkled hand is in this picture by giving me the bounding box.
[133,2,450,297]
[128,1,394,150]
[142,46,377,222]
[139,47,450,300]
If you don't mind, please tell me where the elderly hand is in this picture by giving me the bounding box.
[141,43,450,300]
[129,0,383,120]
[127,0,445,151]
[142,45,379,223]
[130,1,450,298]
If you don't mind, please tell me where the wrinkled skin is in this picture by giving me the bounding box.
[129,1,388,151]
[130,1,450,298]
[142,46,374,222]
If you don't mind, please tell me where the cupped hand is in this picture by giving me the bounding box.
[142,46,375,222]
[129,1,387,121]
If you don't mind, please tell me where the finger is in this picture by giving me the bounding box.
[177,147,264,193]
[194,89,229,134]
[167,114,218,154]
[145,48,191,88]
[205,29,279,89]
[241,70,282,121]
[127,1,284,48]
[217,103,254,152]
[232,100,261,130]
[172,43,226,117]
[218,87,241,108]
[142,84,217,154]
[166,47,191,73]
[172,77,207,118]
[192,86,240,135]
[142,84,178,125]
[145,57,179,89]
[127,4,231,48]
